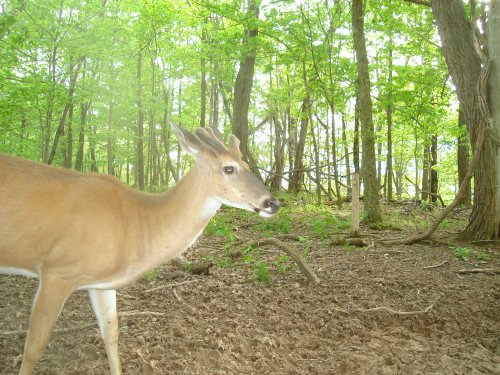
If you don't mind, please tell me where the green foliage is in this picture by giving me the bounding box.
[204,215,235,240]
[452,247,491,262]
[0,0,463,204]
[257,208,291,235]
[143,268,162,282]
[453,247,472,261]
[255,260,271,285]
[310,211,349,239]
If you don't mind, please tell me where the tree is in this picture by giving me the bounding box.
[430,0,499,239]
[232,0,259,162]
[351,0,381,222]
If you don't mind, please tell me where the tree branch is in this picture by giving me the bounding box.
[403,0,431,7]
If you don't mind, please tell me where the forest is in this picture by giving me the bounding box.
[0,0,499,374]
[1,0,496,229]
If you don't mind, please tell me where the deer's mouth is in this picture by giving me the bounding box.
[254,198,280,218]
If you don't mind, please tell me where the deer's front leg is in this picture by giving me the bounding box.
[88,288,122,375]
[19,275,73,375]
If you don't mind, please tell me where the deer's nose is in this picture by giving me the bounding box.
[263,198,280,214]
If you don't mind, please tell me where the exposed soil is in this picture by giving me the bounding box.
[1,205,499,374]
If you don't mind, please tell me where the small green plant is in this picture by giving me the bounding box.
[257,208,291,235]
[208,255,233,268]
[204,215,234,239]
[476,251,491,261]
[273,254,290,273]
[143,268,162,282]
[255,260,271,284]
[311,212,349,239]
[454,247,472,261]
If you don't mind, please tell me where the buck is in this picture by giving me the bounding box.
[0,124,279,375]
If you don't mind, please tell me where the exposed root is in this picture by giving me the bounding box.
[457,268,500,275]
[236,237,320,285]
[329,298,439,316]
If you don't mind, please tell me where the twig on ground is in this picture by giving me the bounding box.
[422,260,449,270]
[143,279,200,293]
[353,298,439,316]
[172,288,183,302]
[457,268,500,275]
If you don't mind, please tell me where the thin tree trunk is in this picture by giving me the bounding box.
[200,22,208,128]
[352,0,381,222]
[75,101,90,172]
[422,146,430,202]
[342,114,351,187]
[353,97,360,174]
[289,96,310,193]
[430,135,439,204]
[107,100,114,176]
[136,52,145,190]
[63,103,73,169]
[386,37,394,201]
[47,57,83,165]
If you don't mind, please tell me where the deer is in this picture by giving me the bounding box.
[0,124,279,375]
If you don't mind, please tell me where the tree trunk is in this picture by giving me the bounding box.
[457,109,471,206]
[75,101,90,172]
[200,23,208,128]
[270,113,285,192]
[289,96,310,193]
[107,100,114,176]
[430,135,439,204]
[232,0,259,161]
[386,38,394,202]
[63,103,73,169]
[431,0,497,239]
[353,97,360,174]
[422,145,430,202]
[342,114,351,187]
[47,57,83,165]
[136,52,145,190]
[488,0,500,236]
[352,0,381,222]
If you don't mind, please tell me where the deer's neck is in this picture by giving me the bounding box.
[143,166,220,263]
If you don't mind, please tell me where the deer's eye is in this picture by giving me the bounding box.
[223,166,236,175]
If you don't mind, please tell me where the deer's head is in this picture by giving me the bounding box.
[172,124,279,218]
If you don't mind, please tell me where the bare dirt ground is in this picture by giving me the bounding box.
[1,204,499,374]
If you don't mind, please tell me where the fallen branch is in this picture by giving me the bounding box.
[422,260,449,270]
[143,279,200,293]
[457,268,500,275]
[353,298,439,316]
[241,237,320,285]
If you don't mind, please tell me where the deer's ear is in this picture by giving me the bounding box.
[228,135,242,159]
[171,124,204,156]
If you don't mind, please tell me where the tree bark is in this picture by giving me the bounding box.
[47,57,83,165]
[431,0,497,239]
[430,135,439,204]
[352,0,381,222]
[489,0,500,237]
[289,96,310,193]
[136,52,145,190]
[232,0,259,161]
[457,109,471,206]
